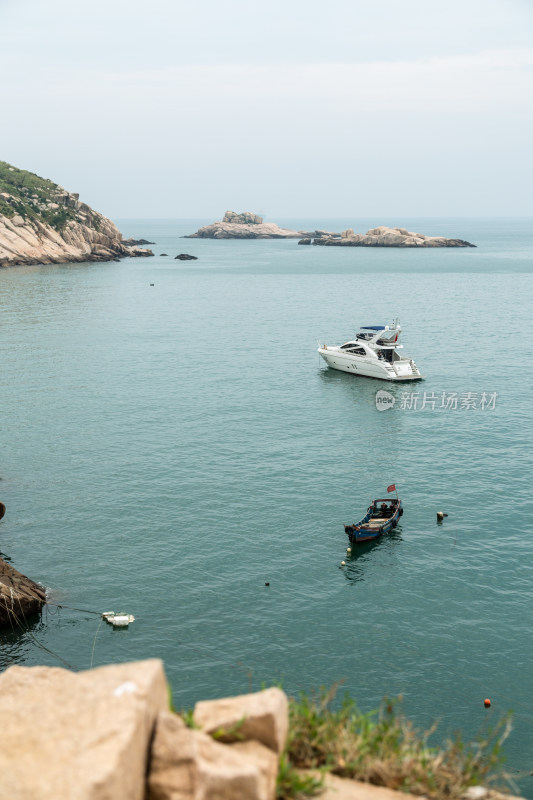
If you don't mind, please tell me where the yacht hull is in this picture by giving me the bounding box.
[318,349,423,381]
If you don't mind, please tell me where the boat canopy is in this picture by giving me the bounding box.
[361,325,385,331]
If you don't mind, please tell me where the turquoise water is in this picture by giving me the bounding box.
[1,218,532,791]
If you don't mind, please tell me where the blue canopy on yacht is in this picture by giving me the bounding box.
[361,325,385,330]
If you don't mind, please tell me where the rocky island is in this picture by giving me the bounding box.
[185,211,303,239]
[311,225,476,248]
[0,161,153,267]
[186,212,475,247]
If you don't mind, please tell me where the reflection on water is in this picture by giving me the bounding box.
[342,528,403,584]
[0,613,45,668]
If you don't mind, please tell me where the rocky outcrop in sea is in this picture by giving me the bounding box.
[312,225,476,248]
[186,213,475,247]
[0,557,46,628]
[0,161,154,267]
[185,210,303,239]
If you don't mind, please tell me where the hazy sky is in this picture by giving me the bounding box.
[1,0,532,218]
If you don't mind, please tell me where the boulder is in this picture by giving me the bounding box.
[193,687,288,755]
[148,711,277,800]
[174,254,198,260]
[0,659,168,799]
[222,211,263,225]
[298,238,311,245]
[0,557,46,628]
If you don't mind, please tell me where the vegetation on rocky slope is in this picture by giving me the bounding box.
[0,161,99,231]
[277,687,512,800]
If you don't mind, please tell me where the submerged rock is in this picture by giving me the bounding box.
[0,558,46,628]
[122,237,155,246]
[174,253,198,260]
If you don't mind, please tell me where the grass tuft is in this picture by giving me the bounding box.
[279,685,512,800]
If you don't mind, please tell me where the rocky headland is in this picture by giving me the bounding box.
[0,161,154,267]
[185,210,303,239]
[186,213,475,247]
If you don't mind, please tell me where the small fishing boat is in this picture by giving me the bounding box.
[344,497,403,544]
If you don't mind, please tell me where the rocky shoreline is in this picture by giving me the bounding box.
[185,212,476,247]
[0,659,520,800]
[0,161,153,267]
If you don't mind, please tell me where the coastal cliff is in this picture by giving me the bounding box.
[0,161,153,267]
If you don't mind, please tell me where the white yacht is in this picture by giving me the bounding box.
[318,320,423,381]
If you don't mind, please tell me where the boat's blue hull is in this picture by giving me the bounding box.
[344,500,403,544]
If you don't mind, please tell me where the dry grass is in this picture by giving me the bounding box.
[278,686,512,800]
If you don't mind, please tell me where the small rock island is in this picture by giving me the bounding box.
[185,211,302,239]
[0,161,154,267]
[312,225,476,248]
[186,212,475,247]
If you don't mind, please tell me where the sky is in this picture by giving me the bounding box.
[1,0,532,218]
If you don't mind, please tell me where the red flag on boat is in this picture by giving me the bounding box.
[387,484,396,493]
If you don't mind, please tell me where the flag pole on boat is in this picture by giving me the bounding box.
[387,483,398,501]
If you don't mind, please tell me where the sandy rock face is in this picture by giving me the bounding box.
[148,711,278,800]
[193,687,288,755]
[0,659,168,800]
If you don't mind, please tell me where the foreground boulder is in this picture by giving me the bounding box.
[0,557,45,628]
[0,659,168,800]
[185,211,303,239]
[0,160,153,267]
[312,225,475,247]
[148,712,277,800]
[194,687,288,754]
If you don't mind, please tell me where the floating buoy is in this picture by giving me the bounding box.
[346,547,351,554]
[265,582,270,587]
[102,611,135,628]
[341,561,346,566]
[484,698,491,708]
[437,511,444,521]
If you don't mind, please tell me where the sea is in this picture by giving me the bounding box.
[1,217,532,792]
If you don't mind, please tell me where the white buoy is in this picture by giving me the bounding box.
[437,511,444,521]
[346,547,352,554]
[341,561,346,566]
